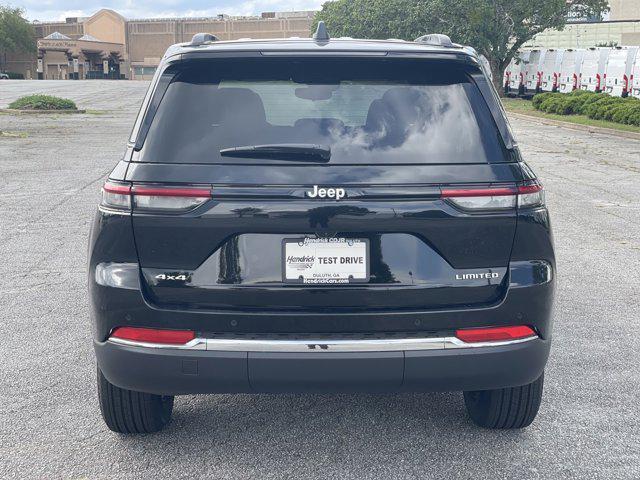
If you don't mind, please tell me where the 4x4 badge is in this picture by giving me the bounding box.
[155,273,190,282]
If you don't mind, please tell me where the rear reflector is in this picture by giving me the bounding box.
[110,327,196,345]
[455,325,536,343]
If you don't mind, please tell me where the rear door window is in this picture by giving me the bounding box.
[139,58,507,165]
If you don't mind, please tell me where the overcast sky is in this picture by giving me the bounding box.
[13,0,324,21]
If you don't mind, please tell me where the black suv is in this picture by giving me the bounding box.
[89,26,555,433]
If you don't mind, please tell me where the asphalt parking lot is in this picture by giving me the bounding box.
[1,80,639,479]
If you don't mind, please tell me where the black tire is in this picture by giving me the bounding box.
[463,373,544,429]
[97,367,174,433]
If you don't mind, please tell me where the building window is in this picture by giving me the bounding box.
[134,66,157,76]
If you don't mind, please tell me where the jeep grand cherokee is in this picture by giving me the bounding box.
[89,27,555,433]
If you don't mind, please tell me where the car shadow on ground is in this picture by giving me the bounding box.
[115,392,531,458]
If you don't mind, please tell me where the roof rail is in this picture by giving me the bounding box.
[190,33,219,46]
[313,21,330,42]
[414,34,453,47]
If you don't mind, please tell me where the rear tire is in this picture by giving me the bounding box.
[463,373,544,429]
[97,367,174,433]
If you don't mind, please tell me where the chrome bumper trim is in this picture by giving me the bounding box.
[107,335,538,352]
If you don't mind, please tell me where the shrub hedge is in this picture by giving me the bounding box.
[531,90,640,126]
[8,94,77,111]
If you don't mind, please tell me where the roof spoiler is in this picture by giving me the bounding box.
[190,33,219,46]
[414,34,453,47]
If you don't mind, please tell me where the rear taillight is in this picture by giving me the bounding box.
[132,185,212,211]
[101,181,131,210]
[596,73,601,90]
[110,326,196,345]
[442,187,518,210]
[100,181,212,212]
[455,325,536,343]
[623,74,629,93]
[572,73,578,89]
[441,182,544,211]
[517,183,545,208]
[552,72,558,88]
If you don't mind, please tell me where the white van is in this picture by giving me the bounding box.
[604,47,639,97]
[558,49,585,93]
[580,48,610,93]
[503,57,517,93]
[524,49,546,95]
[631,53,640,99]
[509,50,531,95]
[540,49,564,92]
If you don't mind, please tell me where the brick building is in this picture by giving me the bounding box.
[4,9,315,80]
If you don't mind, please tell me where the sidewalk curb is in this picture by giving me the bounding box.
[507,111,640,141]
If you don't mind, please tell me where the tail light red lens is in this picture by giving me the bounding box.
[100,182,212,212]
[623,74,629,93]
[110,327,196,345]
[441,182,544,211]
[455,325,536,343]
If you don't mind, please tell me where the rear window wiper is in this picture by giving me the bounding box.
[219,144,331,162]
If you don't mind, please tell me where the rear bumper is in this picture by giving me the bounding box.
[94,335,550,395]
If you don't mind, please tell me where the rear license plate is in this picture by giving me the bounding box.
[283,237,369,284]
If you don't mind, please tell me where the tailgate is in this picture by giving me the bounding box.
[128,162,523,312]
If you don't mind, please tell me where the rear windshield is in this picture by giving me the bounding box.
[138,58,506,164]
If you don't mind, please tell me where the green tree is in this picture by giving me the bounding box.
[0,5,35,73]
[314,0,436,41]
[315,0,609,93]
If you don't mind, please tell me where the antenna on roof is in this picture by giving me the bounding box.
[190,33,219,46]
[414,34,453,47]
[313,21,330,42]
